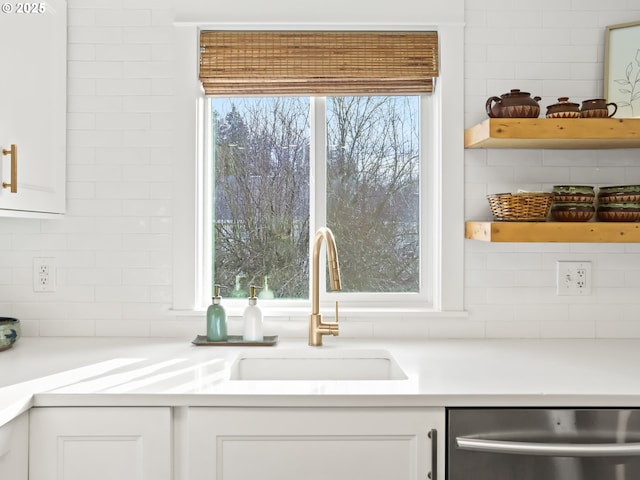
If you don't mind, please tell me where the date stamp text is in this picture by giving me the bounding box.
[1,3,47,14]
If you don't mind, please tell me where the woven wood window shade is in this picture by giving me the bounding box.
[199,31,439,96]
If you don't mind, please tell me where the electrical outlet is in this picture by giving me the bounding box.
[33,257,56,292]
[557,261,591,296]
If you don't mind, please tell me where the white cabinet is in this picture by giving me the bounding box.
[188,407,444,480]
[0,0,66,216]
[29,407,172,480]
[0,411,29,480]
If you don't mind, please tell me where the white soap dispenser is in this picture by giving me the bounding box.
[243,285,263,342]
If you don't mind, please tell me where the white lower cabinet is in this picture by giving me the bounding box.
[188,407,445,480]
[29,407,172,480]
[0,411,29,480]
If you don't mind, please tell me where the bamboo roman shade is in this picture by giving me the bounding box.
[199,31,439,96]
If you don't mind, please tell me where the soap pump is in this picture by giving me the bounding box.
[242,285,263,342]
[258,275,275,299]
[206,284,227,342]
[231,274,247,298]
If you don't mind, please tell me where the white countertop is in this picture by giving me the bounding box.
[2,337,640,426]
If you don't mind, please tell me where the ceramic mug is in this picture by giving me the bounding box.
[580,99,617,118]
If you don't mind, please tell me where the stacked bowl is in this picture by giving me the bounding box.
[0,317,20,351]
[597,185,640,222]
[551,185,596,222]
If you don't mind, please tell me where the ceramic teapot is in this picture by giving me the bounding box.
[486,89,542,118]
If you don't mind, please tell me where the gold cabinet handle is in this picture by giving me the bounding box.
[2,144,17,193]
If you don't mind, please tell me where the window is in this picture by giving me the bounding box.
[172,25,465,316]
[209,95,427,305]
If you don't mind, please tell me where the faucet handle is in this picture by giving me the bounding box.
[331,301,340,336]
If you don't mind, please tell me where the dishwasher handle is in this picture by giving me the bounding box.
[456,436,640,457]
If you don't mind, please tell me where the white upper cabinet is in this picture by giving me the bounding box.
[0,0,66,217]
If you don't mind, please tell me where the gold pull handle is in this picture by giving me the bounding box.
[2,144,17,193]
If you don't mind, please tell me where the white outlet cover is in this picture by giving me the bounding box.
[557,261,592,296]
[33,257,56,292]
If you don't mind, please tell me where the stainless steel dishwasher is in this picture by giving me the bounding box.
[448,408,640,480]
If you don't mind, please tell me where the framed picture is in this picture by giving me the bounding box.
[605,21,640,118]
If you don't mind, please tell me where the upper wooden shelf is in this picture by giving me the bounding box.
[464,118,640,149]
[466,221,640,243]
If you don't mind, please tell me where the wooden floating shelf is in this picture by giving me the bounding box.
[465,221,640,243]
[464,118,640,149]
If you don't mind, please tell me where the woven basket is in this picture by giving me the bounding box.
[487,192,553,221]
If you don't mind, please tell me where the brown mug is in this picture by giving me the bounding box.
[580,99,617,118]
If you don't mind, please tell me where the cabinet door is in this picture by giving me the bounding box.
[0,412,29,480]
[30,407,171,480]
[0,0,66,216]
[189,407,444,480]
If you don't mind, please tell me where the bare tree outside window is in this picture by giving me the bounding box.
[213,97,311,299]
[212,96,420,299]
[327,96,420,293]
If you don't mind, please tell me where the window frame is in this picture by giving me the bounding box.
[172,24,465,318]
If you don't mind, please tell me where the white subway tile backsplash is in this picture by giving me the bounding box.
[1,2,638,340]
[94,9,151,27]
[67,302,123,320]
[515,303,570,323]
[123,268,171,286]
[68,95,123,113]
[540,320,595,338]
[95,285,150,303]
[123,130,173,148]
[517,62,571,80]
[68,26,123,44]
[96,113,149,131]
[95,78,153,96]
[67,113,96,130]
[66,199,123,217]
[96,319,151,337]
[95,44,152,62]
[464,1,640,338]
[95,148,151,165]
[67,9,96,27]
[570,303,625,323]
[485,320,540,338]
[122,95,172,112]
[543,45,599,63]
[596,320,640,339]
[123,26,173,45]
[39,319,96,337]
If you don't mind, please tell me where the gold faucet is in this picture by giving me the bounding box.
[309,227,342,346]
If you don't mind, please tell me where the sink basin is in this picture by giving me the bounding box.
[230,349,407,381]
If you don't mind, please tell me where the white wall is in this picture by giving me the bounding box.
[0,0,639,339]
[464,0,640,338]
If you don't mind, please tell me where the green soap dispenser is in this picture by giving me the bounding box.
[207,284,228,342]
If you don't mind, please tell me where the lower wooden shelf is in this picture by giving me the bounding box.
[465,221,640,242]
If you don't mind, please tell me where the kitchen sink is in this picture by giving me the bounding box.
[229,349,408,381]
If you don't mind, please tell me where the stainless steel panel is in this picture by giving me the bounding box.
[448,408,640,480]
